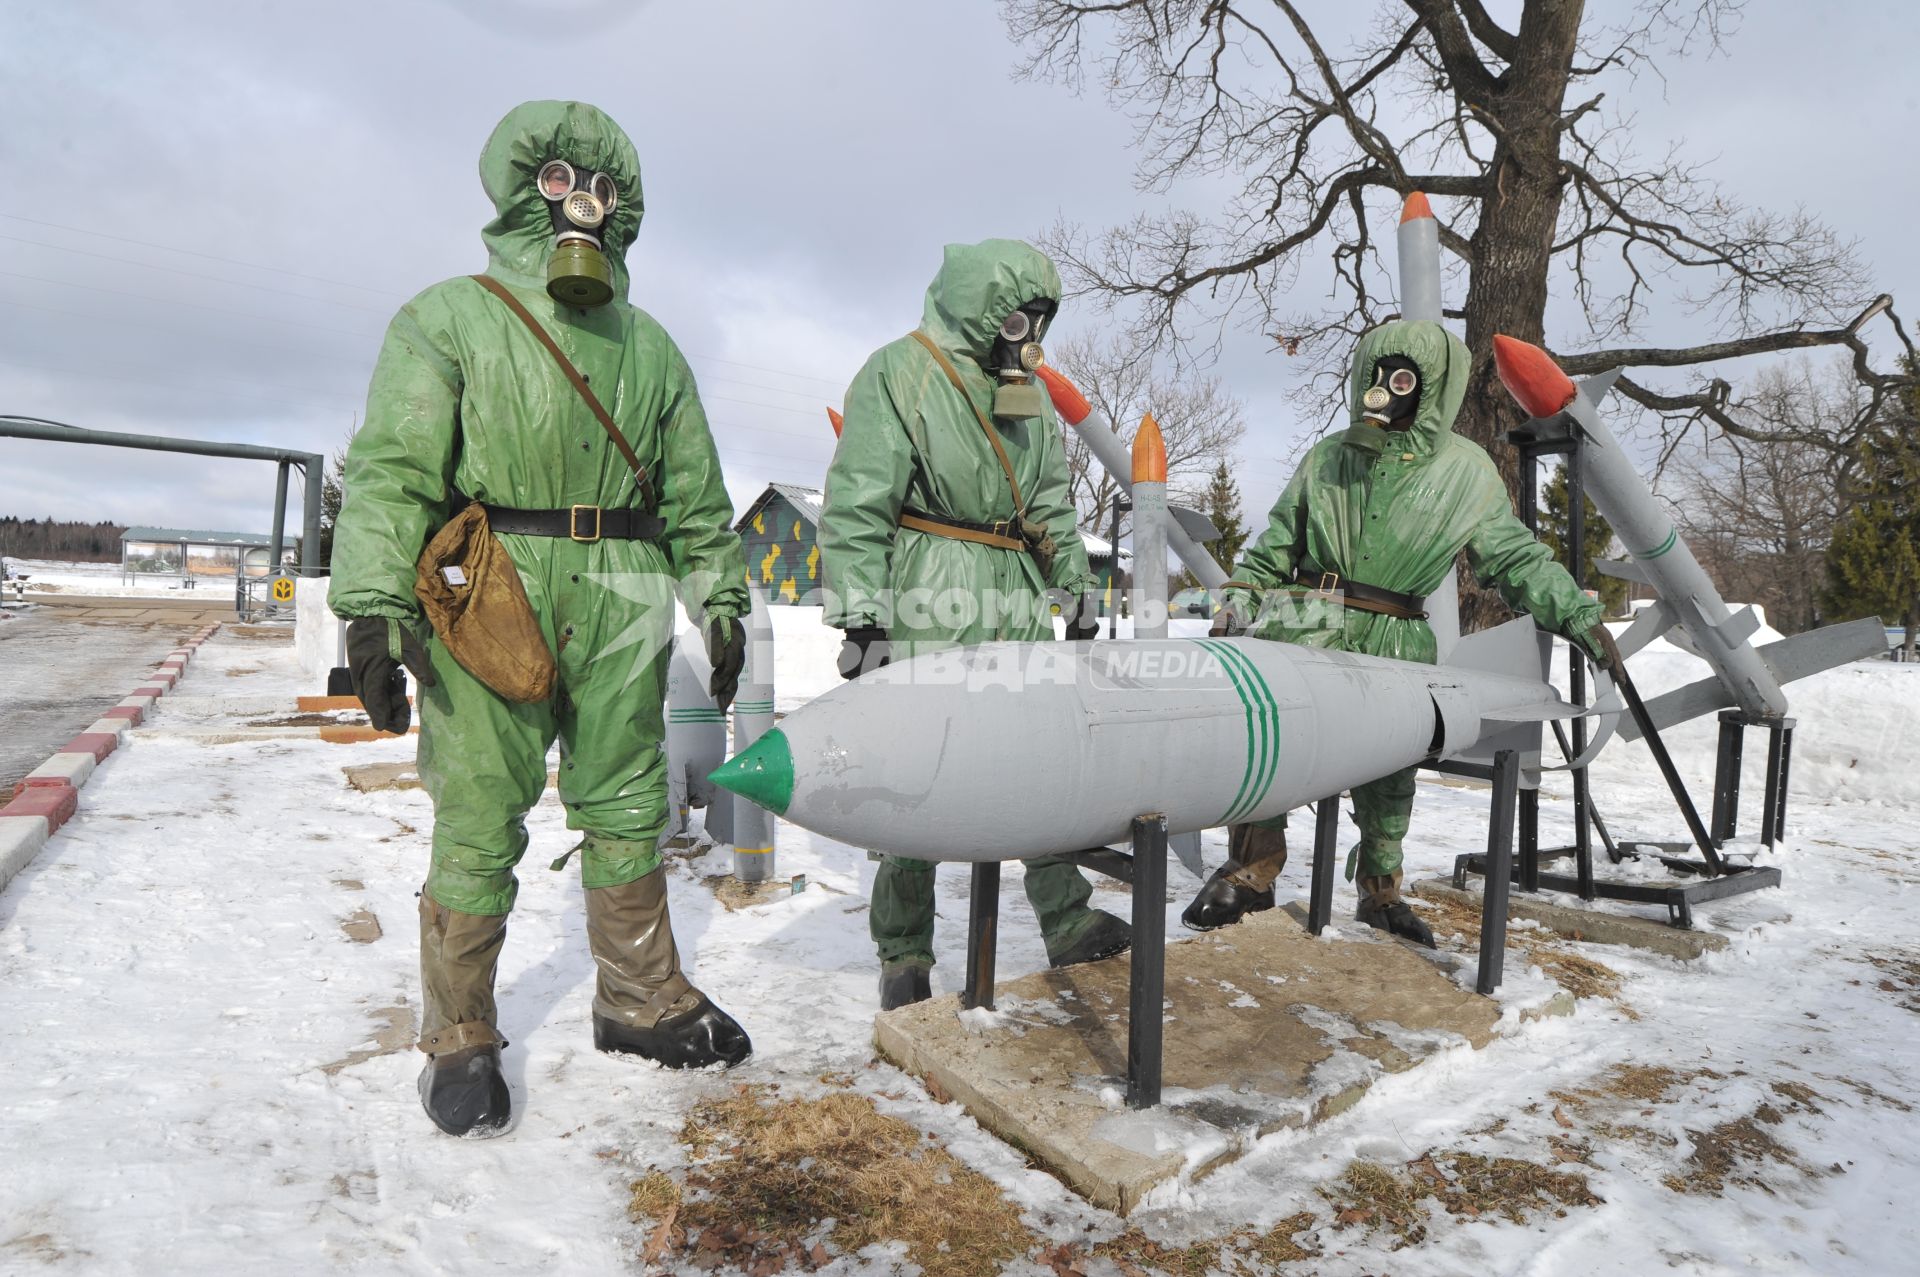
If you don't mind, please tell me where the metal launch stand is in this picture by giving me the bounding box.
[1453,417,1784,928]
[960,758,1526,1110]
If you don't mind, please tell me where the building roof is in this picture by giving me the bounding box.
[120,526,286,548]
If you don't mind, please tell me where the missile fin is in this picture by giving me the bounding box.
[1596,557,1651,585]
[1705,605,1763,648]
[1615,600,1676,659]
[1618,617,1889,739]
[1169,504,1221,543]
[1578,367,1623,406]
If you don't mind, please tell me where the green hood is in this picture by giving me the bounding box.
[919,239,1062,364]
[1346,320,1471,455]
[478,100,644,297]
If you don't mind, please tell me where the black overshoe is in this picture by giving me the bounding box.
[417,1045,511,1138]
[1047,911,1133,968]
[593,996,752,1069]
[878,960,933,1011]
[1179,868,1275,931]
[1356,899,1436,949]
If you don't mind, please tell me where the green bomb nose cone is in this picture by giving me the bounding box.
[709,728,793,816]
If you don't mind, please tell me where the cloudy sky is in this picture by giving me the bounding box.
[0,0,1913,541]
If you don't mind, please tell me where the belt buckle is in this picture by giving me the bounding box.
[1317,571,1341,595]
[991,518,1015,538]
[570,504,602,543]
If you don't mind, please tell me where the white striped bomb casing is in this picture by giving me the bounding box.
[709,636,1587,862]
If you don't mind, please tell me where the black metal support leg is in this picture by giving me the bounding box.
[1773,724,1794,841]
[1308,796,1339,935]
[1126,814,1168,1110]
[1518,789,1540,893]
[962,862,1000,1011]
[1711,711,1745,846]
[1476,751,1520,996]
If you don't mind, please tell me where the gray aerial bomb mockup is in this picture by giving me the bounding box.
[709,632,1592,862]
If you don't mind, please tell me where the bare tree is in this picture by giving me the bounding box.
[1050,331,1247,539]
[1002,0,1916,627]
[1665,359,1857,634]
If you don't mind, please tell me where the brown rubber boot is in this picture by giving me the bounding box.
[1180,824,1286,931]
[417,892,512,1137]
[1354,869,1434,948]
[586,869,751,1069]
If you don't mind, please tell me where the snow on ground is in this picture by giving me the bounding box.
[1,607,1917,1274]
[4,557,245,598]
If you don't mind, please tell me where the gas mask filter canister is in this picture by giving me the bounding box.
[989,301,1054,419]
[538,158,619,308]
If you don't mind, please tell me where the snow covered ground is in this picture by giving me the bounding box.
[3,557,240,597]
[2,607,1916,1274]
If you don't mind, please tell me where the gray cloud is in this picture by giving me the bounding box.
[1,0,1912,536]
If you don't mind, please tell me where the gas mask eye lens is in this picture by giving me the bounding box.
[537,159,575,201]
[590,172,617,213]
[1387,368,1418,396]
[563,190,605,227]
[999,311,1032,343]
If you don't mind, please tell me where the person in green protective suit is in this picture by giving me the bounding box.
[330,101,753,1138]
[817,239,1133,1010]
[1180,320,1616,946]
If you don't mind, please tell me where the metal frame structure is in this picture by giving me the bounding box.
[0,416,326,578]
[1452,418,1783,929]
[959,753,1524,1110]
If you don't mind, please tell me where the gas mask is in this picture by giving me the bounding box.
[536,158,619,308]
[988,299,1055,419]
[1360,355,1421,427]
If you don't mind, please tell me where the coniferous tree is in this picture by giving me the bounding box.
[1540,464,1626,616]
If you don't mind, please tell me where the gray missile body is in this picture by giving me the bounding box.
[1396,191,1462,655]
[1493,337,1790,720]
[710,633,1585,862]
[730,586,778,879]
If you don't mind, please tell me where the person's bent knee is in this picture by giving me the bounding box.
[579,833,663,891]
[426,862,519,917]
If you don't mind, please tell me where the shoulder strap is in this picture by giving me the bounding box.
[908,329,1026,515]
[471,276,651,503]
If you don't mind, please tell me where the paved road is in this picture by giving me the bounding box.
[0,597,226,790]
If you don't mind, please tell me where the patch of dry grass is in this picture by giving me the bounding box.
[1321,1150,1600,1249]
[1864,950,1920,1012]
[1414,891,1633,1013]
[1087,1212,1320,1276]
[631,1085,1035,1276]
[1663,1114,1799,1196]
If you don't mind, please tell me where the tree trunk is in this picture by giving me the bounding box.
[1455,0,1586,632]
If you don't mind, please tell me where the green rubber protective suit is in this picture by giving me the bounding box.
[329,101,748,918]
[1226,320,1601,886]
[817,239,1105,967]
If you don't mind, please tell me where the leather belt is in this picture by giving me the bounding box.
[478,501,665,543]
[899,506,1025,552]
[1291,567,1429,619]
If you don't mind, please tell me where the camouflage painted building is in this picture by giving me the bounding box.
[733,482,1125,609]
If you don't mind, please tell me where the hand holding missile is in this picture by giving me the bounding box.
[836,626,890,680]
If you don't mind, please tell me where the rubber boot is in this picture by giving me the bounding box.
[1355,870,1435,949]
[417,892,512,1137]
[1181,824,1286,931]
[878,958,933,1011]
[586,869,751,1069]
[1047,910,1133,968]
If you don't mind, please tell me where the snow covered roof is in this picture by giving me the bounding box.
[120,526,281,548]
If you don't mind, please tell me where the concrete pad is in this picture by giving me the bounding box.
[0,815,52,892]
[17,752,97,795]
[62,732,119,762]
[2,784,78,834]
[1410,878,1729,961]
[874,908,1511,1214]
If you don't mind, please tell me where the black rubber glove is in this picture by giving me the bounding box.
[345,617,437,733]
[836,625,891,680]
[706,615,746,713]
[1575,622,1624,677]
[1052,590,1101,641]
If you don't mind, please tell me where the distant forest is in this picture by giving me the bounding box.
[0,517,126,562]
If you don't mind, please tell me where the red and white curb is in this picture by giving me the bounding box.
[0,623,222,892]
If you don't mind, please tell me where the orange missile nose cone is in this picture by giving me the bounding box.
[1492,334,1578,419]
[1131,412,1167,484]
[1036,364,1092,426]
[1400,191,1433,224]
[826,406,844,437]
